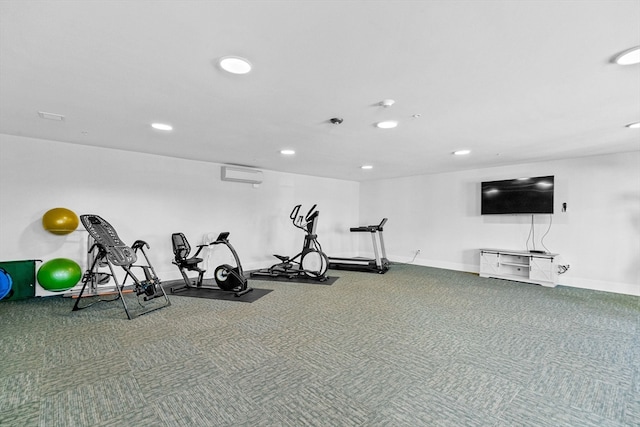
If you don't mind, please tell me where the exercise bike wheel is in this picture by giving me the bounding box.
[300,250,329,278]
[214,264,243,291]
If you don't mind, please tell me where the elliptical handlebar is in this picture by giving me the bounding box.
[289,204,319,231]
[290,205,301,221]
[305,204,317,221]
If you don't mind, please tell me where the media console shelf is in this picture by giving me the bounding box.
[479,249,559,287]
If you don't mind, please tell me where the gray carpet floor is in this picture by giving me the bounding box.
[0,264,638,426]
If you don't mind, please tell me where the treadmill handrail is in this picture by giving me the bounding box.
[349,218,388,233]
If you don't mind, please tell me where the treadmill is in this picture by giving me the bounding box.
[328,218,389,273]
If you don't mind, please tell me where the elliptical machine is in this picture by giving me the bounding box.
[251,204,329,281]
[170,231,252,297]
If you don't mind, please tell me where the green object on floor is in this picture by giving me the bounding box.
[0,259,37,301]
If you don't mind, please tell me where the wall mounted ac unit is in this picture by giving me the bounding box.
[221,166,263,184]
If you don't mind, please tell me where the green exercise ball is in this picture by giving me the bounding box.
[37,258,82,292]
[42,207,79,235]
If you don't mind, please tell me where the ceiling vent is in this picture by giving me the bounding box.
[221,166,263,184]
[38,111,65,121]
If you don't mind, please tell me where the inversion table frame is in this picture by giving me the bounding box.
[73,214,170,319]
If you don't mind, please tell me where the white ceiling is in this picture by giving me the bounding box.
[1,0,638,182]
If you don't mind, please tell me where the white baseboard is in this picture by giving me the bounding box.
[556,277,639,296]
[391,255,639,297]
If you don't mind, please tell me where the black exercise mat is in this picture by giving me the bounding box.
[248,272,339,285]
[162,279,272,302]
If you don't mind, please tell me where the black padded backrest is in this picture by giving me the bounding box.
[171,233,191,262]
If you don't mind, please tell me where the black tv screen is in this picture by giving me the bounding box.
[481,176,554,215]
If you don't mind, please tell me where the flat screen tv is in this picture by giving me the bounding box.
[481,176,554,215]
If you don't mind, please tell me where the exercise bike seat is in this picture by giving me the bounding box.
[181,257,203,266]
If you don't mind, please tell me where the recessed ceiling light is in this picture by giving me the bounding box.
[613,46,640,65]
[151,123,173,131]
[376,120,398,129]
[280,149,295,155]
[219,56,252,74]
[453,150,471,155]
[361,165,373,170]
[626,122,640,129]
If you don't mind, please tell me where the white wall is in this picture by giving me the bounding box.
[2,134,638,296]
[0,134,359,295]
[360,151,640,296]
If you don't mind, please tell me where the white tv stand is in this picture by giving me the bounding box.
[479,249,559,287]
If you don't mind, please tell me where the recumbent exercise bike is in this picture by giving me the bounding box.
[251,204,329,281]
[170,231,252,297]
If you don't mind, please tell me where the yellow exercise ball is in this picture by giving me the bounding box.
[42,207,79,235]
